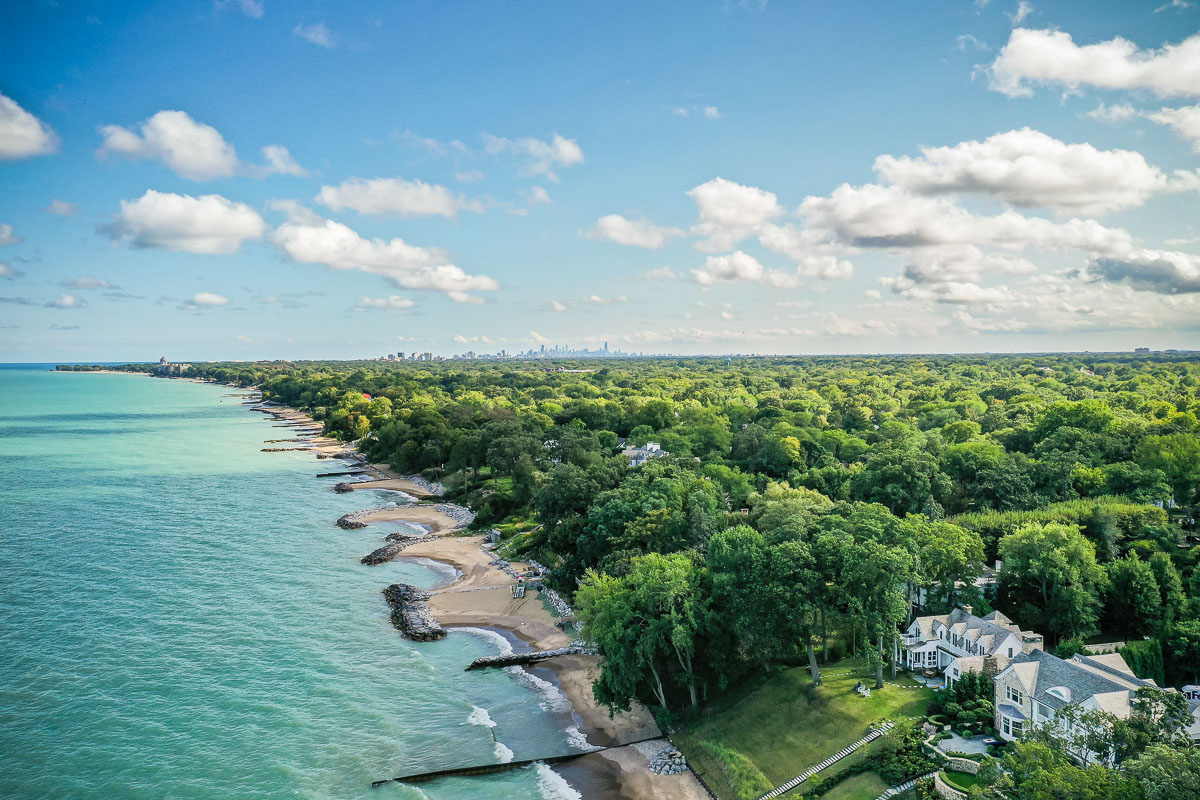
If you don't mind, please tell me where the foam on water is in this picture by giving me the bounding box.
[534,762,584,800]
[465,705,496,728]
[493,741,515,763]
[454,627,515,657]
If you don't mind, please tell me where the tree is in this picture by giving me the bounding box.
[1168,619,1200,684]
[850,446,951,516]
[906,516,985,610]
[1125,744,1200,800]
[996,740,1141,800]
[1147,552,1185,626]
[1111,686,1195,762]
[1135,433,1200,505]
[576,552,710,713]
[1104,554,1161,639]
[997,523,1107,643]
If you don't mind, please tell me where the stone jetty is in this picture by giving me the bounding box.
[361,533,431,565]
[464,645,592,670]
[333,482,356,493]
[383,583,445,641]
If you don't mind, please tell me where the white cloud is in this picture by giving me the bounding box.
[354,295,415,311]
[956,34,990,52]
[47,293,84,309]
[1150,105,1200,152]
[1086,102,1138,123]
[191,292,229,306]
[873,128,1171,215]
[756,223,855,278]
[0,223,18,245]
[46,199,78,216]
[1155,0,1191,12]
[703,106,723,119]
[990,28,1200,99]
[106,190,265,253]
[953,310,1029,332]
[237,0,263,18]
[822,314,898,337]
[447,291,485,304]
[316,177,478,218]
[529,330,551,344]
[269,204,499,296]
[1008,1,1033,25]
[687,177,784,251]
[293,22,335,48]
[639,266,678,281]
[259,144,306,176]
[1090,249,1200,293]
[585,214,685,249]
[482,133,583,180]
[549,300,569,312]
[672,107,690,118]
[99,110,239,180]
[692,251,801,288]
[63,276,113,289]
[0,262,15,278]
[526,186,551,206]
[0,92,58,160]
[587,294,628,305]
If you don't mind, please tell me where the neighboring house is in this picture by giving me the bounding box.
[896,606,1043,681]
[992,649,1200,761]
[622,441,666,467]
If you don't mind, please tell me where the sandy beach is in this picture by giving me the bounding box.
[251,394,708,799]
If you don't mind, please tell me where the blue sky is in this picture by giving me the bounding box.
[1,0,1199,360]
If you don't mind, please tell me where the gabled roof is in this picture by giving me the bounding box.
[996,649,1156,716]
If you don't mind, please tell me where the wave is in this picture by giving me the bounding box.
[453,627,514,657]
[534,763,582,800]
[494,741,515,763]
[465,704,496,728]
[505,667,599,752]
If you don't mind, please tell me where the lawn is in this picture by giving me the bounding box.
[675,660,932,800]
[817,771,889,800]
[941,770,984,791]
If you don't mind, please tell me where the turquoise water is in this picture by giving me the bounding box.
[0,367,591,799]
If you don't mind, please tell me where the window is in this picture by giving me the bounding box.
[1011,720,1024,736]
[1002,718,1011,735]
[1006,686,1023,704]
[1007,647,1013,657]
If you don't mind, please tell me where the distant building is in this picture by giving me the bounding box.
[622,441,666,467]
[154,357,191,376]
[1134,347,1150,353]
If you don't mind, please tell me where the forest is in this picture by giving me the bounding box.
[73,353,1200,798]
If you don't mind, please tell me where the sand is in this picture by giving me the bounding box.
[361,506,460,534]
[345,476,434,496]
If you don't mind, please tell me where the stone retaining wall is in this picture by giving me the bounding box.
[942,757,980,775]
[933,772,968,800]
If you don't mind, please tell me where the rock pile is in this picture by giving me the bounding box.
[465,645,589,670]
[649,747,688,775]
[403,474,446,495]
[385,531,429,543]
[318,451,363,461]
[261,447,311,452]
[383,583,445,641]
[361,533,431,565]
[333,482,356,493]
[336,504,395,529]
[432,503,474,527]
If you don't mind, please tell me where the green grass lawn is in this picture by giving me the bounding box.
[675,660,932,800]
[817,771,889,800]
[941,770,983,791]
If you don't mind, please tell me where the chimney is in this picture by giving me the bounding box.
[962,604,973,616]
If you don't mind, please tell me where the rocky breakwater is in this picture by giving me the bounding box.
[336,504,395,529]
[333,482,356,493]
[361,532,432,565]
[432,503,474,528]
[465,645,590,671]
[403,474,446,495]
[383,583,446,641]
[649,747,688,776]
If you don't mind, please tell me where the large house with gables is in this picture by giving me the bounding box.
[895,606,1044,682]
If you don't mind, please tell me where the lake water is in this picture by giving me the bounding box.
[0,366,589,799]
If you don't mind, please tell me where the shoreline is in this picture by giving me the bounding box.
[245,388,708,799]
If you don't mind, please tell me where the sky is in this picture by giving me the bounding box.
[1,0,1199,361]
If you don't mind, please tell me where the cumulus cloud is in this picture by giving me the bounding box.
[190,292,229,306]
[316,177,479,218]
[105,190,265,253]
[549,300,569,312]
[639,266,678,281]
[0,262,16,278]
[0,223,18,245]
[525,186,551,206]
[46,293,84,309]
[354,295,415,311]
[1155,0,1191,12]
[1008,1,1033,25]
[0,92,58,160]
[756,223,854,279]
[269,203,499,297]
[99,110,239,180]
[990,28,1200,99]
[692,251,801,288]
[956,34,990,52]
[1086,102,1138,123]
[259,144,306,176]
[99,110,301,180]
[46,199,78,216]
[687,177,784,251]
[482,133,583,180]
[586,294,628,305]
[1150,105,1200,152]
[1090,249,1200,293]
[63,276,113,289]
[703,105,723,119]
[585,214,685,249]
[873,128,1171,215]
[293,22,335,47]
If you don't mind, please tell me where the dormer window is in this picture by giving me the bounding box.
[1046,687,1071,702]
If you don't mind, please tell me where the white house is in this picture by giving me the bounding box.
[622,441,666,467]
[992,649,1200,762]
[896,606,1043,684]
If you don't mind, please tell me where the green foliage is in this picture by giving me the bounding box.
[1124,743,1200,800]
[1118,639,1165,687]
[873,719,935,784]
[698,741,773,800]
